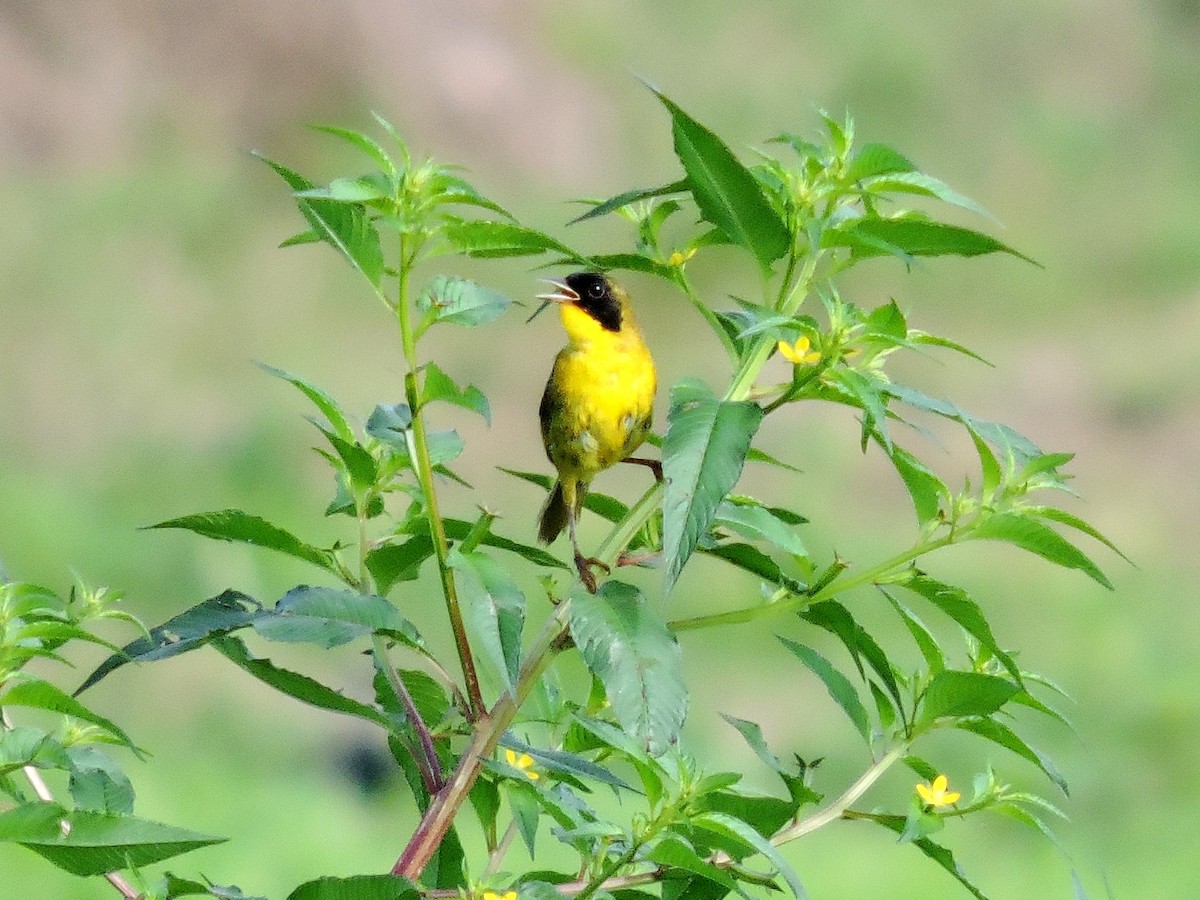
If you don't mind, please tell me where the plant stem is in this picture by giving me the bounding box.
[395,238,484,722]
[667,534,952,632]
[771,743,908,844]
[373,634,443,792]
[391,601,572,879]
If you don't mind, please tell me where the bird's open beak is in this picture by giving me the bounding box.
[526,279,579,323]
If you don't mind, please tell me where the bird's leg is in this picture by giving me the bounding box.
[567,506,608,594]
[621,456,663,481]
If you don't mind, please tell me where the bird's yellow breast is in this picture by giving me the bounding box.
[540,303,656,484]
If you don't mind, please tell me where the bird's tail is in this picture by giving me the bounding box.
[538,480,570,544]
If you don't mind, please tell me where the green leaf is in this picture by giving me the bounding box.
[75,591,262,694]
[258,364,355,440]
[568,180,690,224]
[147,510,340,576]
[213,636,392,728]
[828,368,890,451]
[422,362,491,424]
[845,142,916,181]
[827,216,1036,265]
[690,811,806,899]
[67,746,135,814]
[866,815,990,899]
[153,872,265,899]
[1,678,140,755]
[777,637,871,742]
[252,586,423,650]
[720,714,784,774]
[697,542,802,591]
[255,153,384,286]
[505,781,540,857]
[662,379,764,591]
[286,874,418,900]
[449,549,525,691]
[365,402,413,450]
[799,601,904,720]
[317,425,379,491]
[714,500,807,558]
[441,517,571,570]
[0,728,71,776]
[888,446,947,525]
[500,734,632,791]
[366,537,436,594]
[442,219,587,263]
[970,512,1113,589]
[918,671,1019,727]
[1024,506,1131,565]
[647,87,790,269]
[901,577,1022,684]
[310,123,399,183]
[569,581,687,756]
[881,589,944,674]
[864,171,994,220]
[956,717,1069,795]
[0,802,224,876]
[417,275,513,328]
[648,836,735,889]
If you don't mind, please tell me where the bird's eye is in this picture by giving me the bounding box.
[588,281,605,299]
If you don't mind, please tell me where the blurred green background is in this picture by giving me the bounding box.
[2,2,1197,897]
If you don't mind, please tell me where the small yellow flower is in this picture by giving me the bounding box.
[505,748,540,782]
[482,892,517,900]
[916,774,961,808]
[668,248,696,268]
[777,336,822,366]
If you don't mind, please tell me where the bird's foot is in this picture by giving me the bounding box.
[573,551,611,594]
[622,456,663,482]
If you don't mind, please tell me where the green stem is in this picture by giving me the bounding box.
[392,601,572,879]
[668,534,952,632]
[372,634,443,792]
[396,238,484,722]
[771,743,908,844]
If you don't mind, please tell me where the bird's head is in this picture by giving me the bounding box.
[533,272,631,341]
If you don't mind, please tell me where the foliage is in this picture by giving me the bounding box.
[0,94,1120,899]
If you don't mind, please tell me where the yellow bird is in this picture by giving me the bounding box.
[536,272,658,592]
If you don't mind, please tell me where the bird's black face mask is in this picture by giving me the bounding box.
[565,272,622,333]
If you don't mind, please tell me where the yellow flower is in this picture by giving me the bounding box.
[668,248,696,268]
[505,748,539,782]
[482,892,517,900]
[916,774,961,808]
[777,336,822,366]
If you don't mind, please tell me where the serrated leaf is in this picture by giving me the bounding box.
[845,142,916,181]
[1,679,140,755]
[569,581,686,756]
[252,586,423,650]
[714,499,807,558]
[0,803,224,876]
[1024,506,1131,565]
[317,425,378,490]
[0,728,71,776]
[366,536,436,594]
[918,671,1019,726]
[75,591,262,694]
[799,600,904,720]
[827,216,1036,266]
[720,714,784,774]
[417,275,513,328]
[866,815,990,899]
[888,445,947,525]
[663,379,764,591]
[568,179,690,224]
[882,590,945,674]
[690,812,806,899]
[255,153,384,286]
[286,874,418,900]
[442,220,587,263]
[258,364,355,440]
[449,549,525,692]
[777,637,871,742]
[971,512,1113,589]
[862,171,993,220]
[310,123,399,183]
[500,734,632,791]
[649,835,735,888]
[213,635,391,728]
[696,542,800,590]
[956,717,1068,795]
[67,746,135,814]
[901,577,1021,684]
[648,86,789,270]
[147,509,340,575]
[422,362,491,424]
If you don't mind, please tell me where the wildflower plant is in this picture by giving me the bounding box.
[0,88,1122,899]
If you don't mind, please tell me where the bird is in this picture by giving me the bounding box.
[535,272,658,592]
